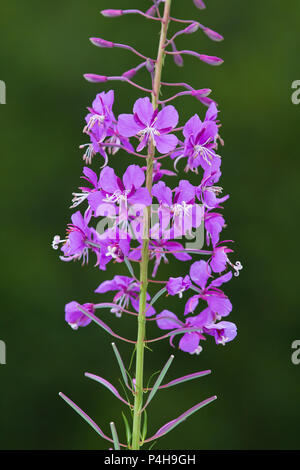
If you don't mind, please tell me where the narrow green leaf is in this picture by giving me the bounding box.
[149,287,167,307]
[59,392,111,442]
[112,343,129,388]
[122,412,132,447]
[143,355,174,410]
[124,257,137,280]
[146,396,217,442]
[141,409,148,444]
[110,422,120,450]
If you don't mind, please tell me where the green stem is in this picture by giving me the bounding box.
[131,0,172,451]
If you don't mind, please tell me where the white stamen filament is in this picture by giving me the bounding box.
[84,114,105,134]
[104,189,130,205]
[52,235,66,250]
[70,192,89,208]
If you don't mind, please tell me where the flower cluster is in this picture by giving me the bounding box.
[54,91,241,353]
[54,0,242,451]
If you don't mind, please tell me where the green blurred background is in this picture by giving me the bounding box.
[1,0,299,450]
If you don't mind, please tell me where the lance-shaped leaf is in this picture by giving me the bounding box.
[124,257,137,280]
[122,412,132,447]
[77,306,135,344]
[142,355,174,410]
[141,409,148,444]
[85,373,131,407]
[146,395,217,442]
[149,287,167,307]
[112,342,130,388]
[59,392,115,444]
[110,422,120,450]
[159,370,211,389]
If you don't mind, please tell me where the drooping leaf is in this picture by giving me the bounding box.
[85,373,131,406]
[59,392,112,443]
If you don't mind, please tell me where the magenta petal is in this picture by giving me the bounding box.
[184,295,200,315]
[133,97,154,126]
[95,280,119,293]
[179,332,200,353]
[128,187,152,206]
[118,114,141,137]
[155,105,179,130]
[123,165,145,190]
[156,310,182,330]
[155,134,178,154]
[152,181,173,206]
[99,167,119,194]
[190,260,211,289]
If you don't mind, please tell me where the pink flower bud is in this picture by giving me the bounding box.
[192,88,212,98]
[122,68,138,80]
[174,54,184,67]
[83,74,108,83]
[203,27,224,42]
[199,54,224,66]
[90,37,114,48]
[185,23,200,34]
[146,59,155,74]
[100,9,123,18]
[193,0,206,9]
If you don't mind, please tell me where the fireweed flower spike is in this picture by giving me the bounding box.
[53,0,242,450]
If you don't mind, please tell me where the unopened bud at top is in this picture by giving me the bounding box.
[193,0,206,9]
[199,54,223,66]
[203,27,224,42]
[100,9,123,18]
[90,37,114,48]
[83,74,108,83]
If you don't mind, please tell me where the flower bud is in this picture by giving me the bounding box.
[83,74,108,83]
[199,54,223,66]
[193,0,206,9]
[203,27,224,42]
[146,59,155,74]
[122,68,138,80]
[90,37,114,48]
[192,88,212,98]
[100,9,123,17]
[185,23,200,34]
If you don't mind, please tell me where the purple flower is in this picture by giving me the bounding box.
[93,228,131,271]
[152,180,203,237]
[204,211,226,247]
[156,308,236,353]
[118,97,179,154]
[95,275,155,317]
[71,167,101,208]
[65,301,94,330]
[184,260,232,319]
[204,321,237,345]
[58,208,94,264]
[156,309,207,354]
[196,174,229,209]
[166,275,191,297]
[89,165,151,216]
[84,90,115,142]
